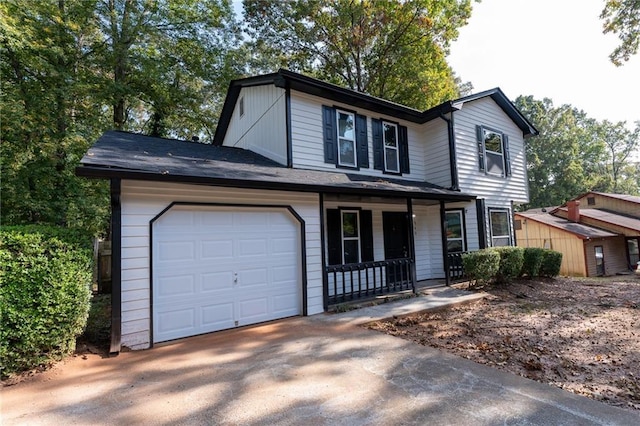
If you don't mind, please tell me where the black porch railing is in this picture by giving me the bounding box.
[325,258,414,305]
[447,251,468,280]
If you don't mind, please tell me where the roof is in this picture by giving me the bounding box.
[213,69,538,144]
[515,212,619,239]
[554,207,640,233]
[77,131,475,202]
[577,192,640,205]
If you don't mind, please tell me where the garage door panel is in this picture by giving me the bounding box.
[153,207,301,343]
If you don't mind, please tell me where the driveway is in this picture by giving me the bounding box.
[2,313,639,425]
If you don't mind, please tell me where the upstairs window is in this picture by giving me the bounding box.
[372,118,409,175]
[322,106,369,169]
[337,110,356,167]
[489,208,511,247]
[445,210,466,253]
[476,125,511,177]
[383,121,399,173]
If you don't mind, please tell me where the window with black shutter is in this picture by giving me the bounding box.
[373,118,409,175]
[323,106,369,169]
[476,125,511,177]
[326,209,374,265]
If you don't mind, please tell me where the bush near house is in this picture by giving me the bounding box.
[540,250,563,277]
[0,226,93,379]
[462,249,500,287]
[493,246,525,283]
[521,247,546,278]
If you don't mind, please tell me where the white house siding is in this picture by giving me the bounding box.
[290,91,426,181]
[119,180,322,349]
[453,97,529,205]
[423,118,452,188]
[222,85,287,165]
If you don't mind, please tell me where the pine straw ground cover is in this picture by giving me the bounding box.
[366,276,640,411]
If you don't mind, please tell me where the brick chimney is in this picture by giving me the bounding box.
[567,200,580,222]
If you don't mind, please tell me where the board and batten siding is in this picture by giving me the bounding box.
[222,85,287,165]
[585,237,628,277]
[453,97,529,205]
[119,180,322,350]
[290,91,426,181]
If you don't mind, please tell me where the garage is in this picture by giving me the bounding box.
[152,204,302,343]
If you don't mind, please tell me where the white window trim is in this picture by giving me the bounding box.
[383,121,399,173]
[336,109,357,167]
[489,208,512,247]
[445,210,465,253]
[482,127,505,177]
[341,210,361,264]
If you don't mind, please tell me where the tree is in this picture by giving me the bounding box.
[242,0,474,110]
[601,0,640,65]
[597,120,640,193]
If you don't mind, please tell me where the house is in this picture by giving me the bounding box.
[515,192,640,277]
[77,69,538,353]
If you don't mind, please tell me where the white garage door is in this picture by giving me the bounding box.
[152,206,301,343]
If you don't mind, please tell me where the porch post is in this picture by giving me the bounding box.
[440,200,451,286]
[319,193,329,311]
[406,198,417,293]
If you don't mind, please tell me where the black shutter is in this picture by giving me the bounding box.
[503,134,511,177]
[326,209,342,265]
[360,210,374,262]
[356,114,369,168]
[399,125,410,174]
[322,106,337,164]
[476,125,485,172]
[476,199,487,249]
[372,118,383,170]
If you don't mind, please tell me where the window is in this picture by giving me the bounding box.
[239,96,245,117]
[587,196,596,206]
[326,209,374,265]
[489,209,511,246]
[383,121,399,173]
[322,106,369,169]
[445,210,465,253]
[337,110,356,167]
[341,210,360,263]
[476,125,511,177]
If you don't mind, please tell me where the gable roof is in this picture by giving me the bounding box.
[554,207,640,233]
[77,131,475,202]
[575,191,640,205]
[515,212,618,240]
[213,69,538,144]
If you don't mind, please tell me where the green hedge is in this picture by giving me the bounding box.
[0,226,93,379]
[493,246,525,283]
[462,249,500,286]
[540,249,563,277]
[521,247,546,278]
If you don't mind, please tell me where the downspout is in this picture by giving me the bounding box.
[439,111,459,191]
[285,85,293,168]
[406,198,417,293]
[109,178,122,355]
[320,193,329,311]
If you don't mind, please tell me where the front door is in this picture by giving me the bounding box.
[383,212,409,284]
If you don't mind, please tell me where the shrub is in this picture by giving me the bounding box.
[521,247,546,278]
[492,246,525,283]
[540,249,563,277]
[462,249,500,287]
[0,226,93,379]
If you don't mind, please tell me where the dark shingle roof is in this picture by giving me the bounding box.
[515,212,618,239]
[78,131,474,201]
[555,207,640,233]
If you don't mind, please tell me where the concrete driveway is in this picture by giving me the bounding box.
[2,311,639,425]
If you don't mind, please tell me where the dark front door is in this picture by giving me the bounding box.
[383,212,410,284]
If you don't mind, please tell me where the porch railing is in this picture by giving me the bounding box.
[447,251,468,280]
[325,258,414,305]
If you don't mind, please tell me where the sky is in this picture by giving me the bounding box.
[447,0,640,128]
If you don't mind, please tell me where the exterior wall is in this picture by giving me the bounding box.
[514,215,588,276]
[290,91,427,181]
[585,237,629,276]
[222,85,287,165]
[119,180,322,349]
[453,97,529,204]
[423,117,452,188]
[577,193,640,217]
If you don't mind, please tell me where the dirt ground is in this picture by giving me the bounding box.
[367,276,640,411]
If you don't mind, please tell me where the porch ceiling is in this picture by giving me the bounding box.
[77,131,475,203]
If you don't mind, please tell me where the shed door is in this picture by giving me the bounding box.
[152,206,301,343]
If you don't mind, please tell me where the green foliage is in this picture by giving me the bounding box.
[0,226,93,379]
[601,0,640,66]
[521,247,546,278]
[492,246,525,283]
[462,249,500,287]
[540,250,563,278]
[242,0,474,110]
